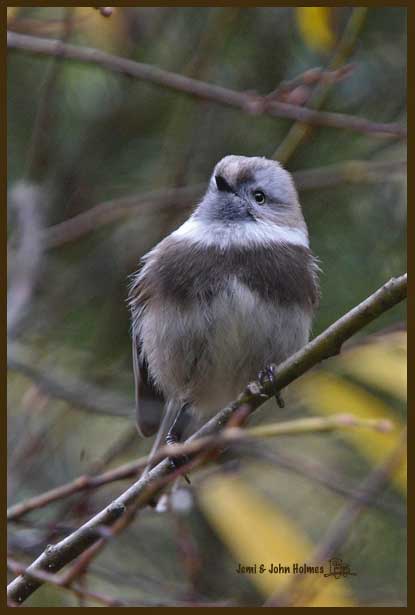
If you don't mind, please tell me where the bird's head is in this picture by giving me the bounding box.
[195,155,306,233]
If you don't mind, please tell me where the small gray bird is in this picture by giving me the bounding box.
[129,155,319,463]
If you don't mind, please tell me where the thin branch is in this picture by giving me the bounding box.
[7,557,235,607]
[7,272,407,604]
[243,445,404,518]
[314,431,406,559]
[7,413,393,521]
[8,433,138,520]
[8,343,132,418]
[293,159,406,191]
[46,426,138,539]
[273,7,371,163]
[42,159,406,249]
[265,64,355,105]
[7,558,124,606]
[43,184,204,249]
[7,31,406,139]
[60,494,146,589]
[7,461,138,522]
[265,430,407,607]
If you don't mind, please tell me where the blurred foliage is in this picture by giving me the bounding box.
[298,331,407,493]
[7,6,406,607]
[198,474,355,605]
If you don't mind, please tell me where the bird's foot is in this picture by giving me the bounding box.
[258,364,285,408]
[165,432,191,484]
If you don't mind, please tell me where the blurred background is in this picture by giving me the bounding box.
[7,6,406,607]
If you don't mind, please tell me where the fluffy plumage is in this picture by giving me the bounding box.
[129,155,320,437]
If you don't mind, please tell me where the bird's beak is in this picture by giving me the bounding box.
[215,174,235,194]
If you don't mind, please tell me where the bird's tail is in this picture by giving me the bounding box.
[141,399,180,478]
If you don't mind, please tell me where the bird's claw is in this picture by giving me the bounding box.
[258,364,285,408]
[168,455,191,484]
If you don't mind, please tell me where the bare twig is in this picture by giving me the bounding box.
[7,558,124,606]
[265,430,407,606]
[7,459,138,522]
[313,430,406,559]
[54,425,137,502]
[273,8,371,163]
[7,31,406,139]
[8,343,133,418]
[265,64,355,105]
[7,273,406,604]
[42,159,406,249]
[43,184,204,248]
[7,413,393,521]
[293,159,406,191]
[7,556,234,607]
[242,446,404,518]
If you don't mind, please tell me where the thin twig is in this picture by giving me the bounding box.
[264,430,407,606]
[241,445,404,518]
[265,64,355,105]
[8,342,133,418]
[42,159,406,249]
[293,159,406,191]
[6,272,407,604]
[273,7,371,163]
[7,556,235,607]
[7,558,124,606]
[7,31,406,139]
[43,184,204,249]
[8,428,137,528]
[7,413,393,521]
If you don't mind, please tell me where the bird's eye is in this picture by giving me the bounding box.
[253,190,266,205]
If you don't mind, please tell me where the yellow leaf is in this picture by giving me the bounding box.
[298,371,406,492]
[74,8,125,52]
[295,7,335,53]
[339,333,407,401]
[198,474,354,606]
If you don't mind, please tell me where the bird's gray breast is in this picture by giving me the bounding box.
[135,237,317,412]
[144,235,319,308]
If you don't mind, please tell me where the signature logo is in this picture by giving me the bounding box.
[324,558,356,579]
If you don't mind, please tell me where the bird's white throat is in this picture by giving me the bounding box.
[172,217,309,250]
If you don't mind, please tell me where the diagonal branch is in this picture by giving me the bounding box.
[7,31,406,139]
[7,413,393,521]
[7,272,407,604]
